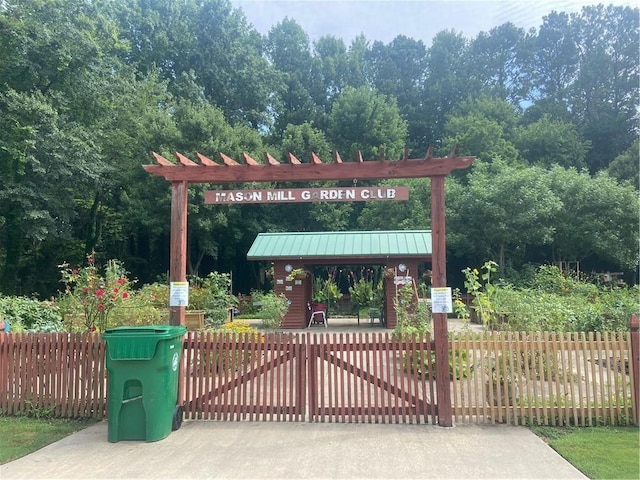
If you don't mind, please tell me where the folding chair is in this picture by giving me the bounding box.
[307,302,327,328]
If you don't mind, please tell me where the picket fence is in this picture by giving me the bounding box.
[0,330,637,426]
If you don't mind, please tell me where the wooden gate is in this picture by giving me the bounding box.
[307,333,437,423]
[180,332,437,424]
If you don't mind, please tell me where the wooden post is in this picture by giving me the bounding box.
[431,175,452,427]
[169,181,188,326]
[630,314,639,425]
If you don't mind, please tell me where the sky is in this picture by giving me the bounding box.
[231,0,637,46]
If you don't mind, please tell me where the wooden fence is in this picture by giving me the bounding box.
[0,330,637,426]
[0,333,107,419]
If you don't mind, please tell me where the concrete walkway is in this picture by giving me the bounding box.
[2,421,587,479]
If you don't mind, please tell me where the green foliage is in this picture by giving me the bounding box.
[462,261,499,330]
[405,349,473,380]
[189,272,238,328]
[0,296,62,332]
[471,265,640,332]
[313,278,342,304]
[327,85,408,161]
[0,0,638,300]
[57,254,134,332]
[250,291,289,330]
[393,284,431,338]
[348,279,374,308]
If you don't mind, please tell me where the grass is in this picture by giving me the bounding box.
[531,425,640,479]
[0,416,96,464]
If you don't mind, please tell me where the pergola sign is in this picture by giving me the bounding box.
[144,147,474,427]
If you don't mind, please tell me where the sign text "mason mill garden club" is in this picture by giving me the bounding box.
[205,187,409,204]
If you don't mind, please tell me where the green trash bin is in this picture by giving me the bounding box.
[103,325,187,442]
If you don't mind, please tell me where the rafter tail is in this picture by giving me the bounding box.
[196,153,218,166]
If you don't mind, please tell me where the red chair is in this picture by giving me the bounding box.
[307,302,327,328]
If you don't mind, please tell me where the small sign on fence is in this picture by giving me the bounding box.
[430,287,453,313]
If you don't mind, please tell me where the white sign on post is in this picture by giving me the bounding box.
[430,287,453,314]
[169,281,189,307]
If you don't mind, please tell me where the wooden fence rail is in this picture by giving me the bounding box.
[1,330,636,426]
[449,331,635,426]
[0,333,107,419]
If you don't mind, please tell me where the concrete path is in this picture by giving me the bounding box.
[2,421,587,479]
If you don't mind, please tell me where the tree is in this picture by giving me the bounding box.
[0,90,101,293]
[357,179,431,231]
[327,86,407,161]
[442,113,519,164]
[468,23,532,105]
[112,0,280,129]
[366,35,428,150]
[530,11,579,102]
[569,4,639,172]
[266,17,316,135]
[547,166,639,270]
[447,160,562,271]
[513,114,590,169]
[607,140,639,189]
[421,30,476,146]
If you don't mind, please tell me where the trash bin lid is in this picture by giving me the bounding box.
[103,325,186,360]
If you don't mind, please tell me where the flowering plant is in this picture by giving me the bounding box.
[59,254,134,332]
[462,260,498,329]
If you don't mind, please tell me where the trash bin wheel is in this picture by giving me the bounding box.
[172,405,184,431]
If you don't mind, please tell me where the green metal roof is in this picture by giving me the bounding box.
[247,230,432,260]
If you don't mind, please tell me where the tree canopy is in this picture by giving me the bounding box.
[0,0,637,296]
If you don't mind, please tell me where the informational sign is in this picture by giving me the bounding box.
[205,187,409,204]
[394,275,413,285]
[430,287,453,313]
[169,281,189,307]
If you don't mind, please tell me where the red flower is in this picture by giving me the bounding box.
[97,304,105,310]
[87,256,94,264]
[82,287,89,294]
[122,292,129,299]
[95,289,104,297]
[91,326,97,332]
[113,287,119,293]
[72,269,79,274]
[117,278,126,285]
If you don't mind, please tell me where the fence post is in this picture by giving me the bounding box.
[630,314,639,426]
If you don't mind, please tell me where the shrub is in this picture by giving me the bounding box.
[57,254,134,332]
[189,272,237,328]
[251,291,289,329]
[0,296,62,332]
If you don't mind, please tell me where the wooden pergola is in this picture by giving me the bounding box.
[144,147,474,426]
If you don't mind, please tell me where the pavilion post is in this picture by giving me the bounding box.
[431,175,453,427]
[169,181,188,326]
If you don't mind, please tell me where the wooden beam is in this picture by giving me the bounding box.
[424,145,433,161]
[310,152,323,164]
[219,152,239,166]
[196,153,218,166]
[265,152,280,165]
[448,143,459,157]
[431,175,452,427]
[144,155,474,183]
[333,150,343,163]
[242,153,260,166]
[356,151,364,162]
[287,153,301,164]
[169,181,188,327]
[152,152,175,166]
[175,152,198,166]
